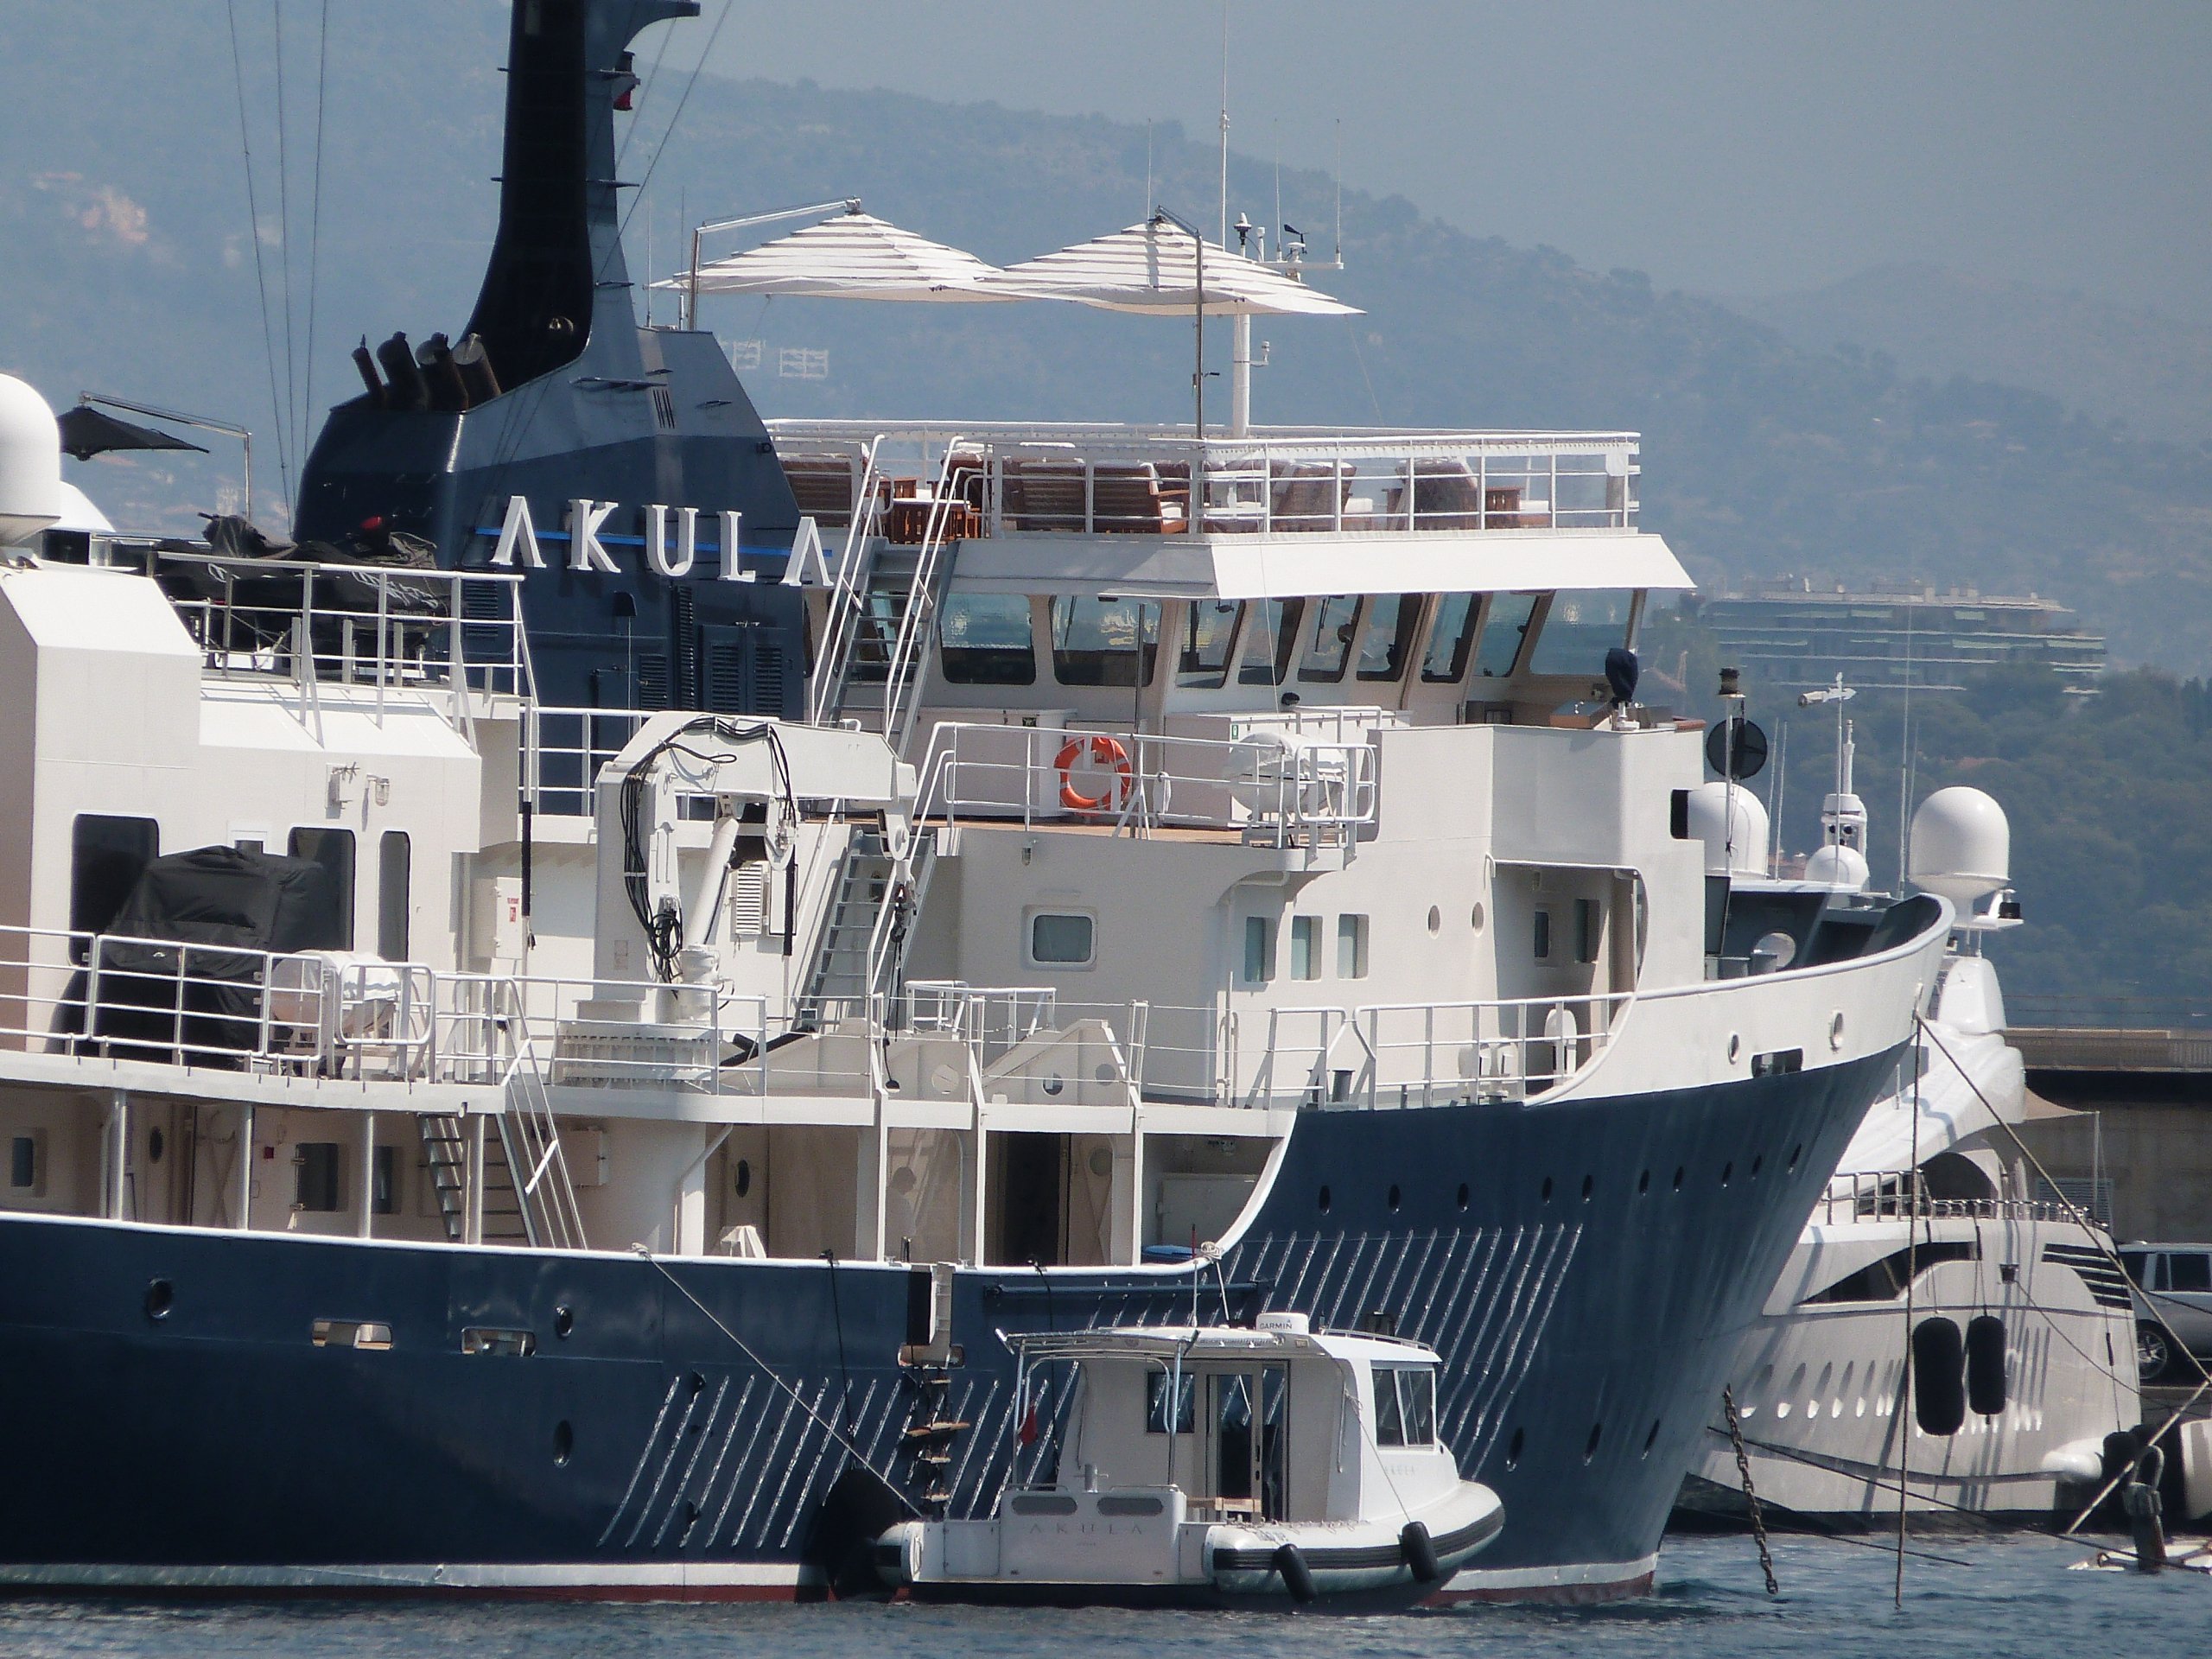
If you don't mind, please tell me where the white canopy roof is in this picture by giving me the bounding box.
[665,211,1013,302]
[985,219,1361,317]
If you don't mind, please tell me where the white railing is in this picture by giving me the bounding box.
[1817,1170,2078,1227]
[768,421,1638,539]
[524,705,650,818]
[913,720,1377,848]
[1355,993,1632,1108]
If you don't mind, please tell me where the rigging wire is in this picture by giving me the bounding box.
[225,0,292,514]
[301,0,332,475]
[271,0,298,497]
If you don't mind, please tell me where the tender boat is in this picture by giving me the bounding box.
[874,1313,1502,1607]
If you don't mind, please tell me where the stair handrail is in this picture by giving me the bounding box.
[493,979,588,1250]
[808,436,891,726]
[880,436,973,752]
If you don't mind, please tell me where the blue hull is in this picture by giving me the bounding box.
[0,1048,1901,1599]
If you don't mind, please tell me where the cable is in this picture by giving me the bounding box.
[272,0,297,492]
[226,0,292,513]
[301,0,331,474]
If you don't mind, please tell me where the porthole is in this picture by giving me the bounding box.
[1637,1169,1651,1197]
[1470,902,1486,933]
[1643,1419,1662,1457]
[552,1420,575,1466]
[1580,1173,1594,1203]
[1387,1184,1402,1212]
[143,1278,174,1322]
[1584,1421,1604,1461]
[1427,906,1441,935]
[554,1305,575,1340]
[1456,1182,1470,1211]
[1318,1185,1332,1214]
[1726,1033,1741,1064]
[734,1159,752,1198]
[1720,1161,1733,1187]
[1672,1166,1685,1192]
[1540,1176,1554,1204]
[1829,1011,1847,1050]
[1505,1427,1525,1471]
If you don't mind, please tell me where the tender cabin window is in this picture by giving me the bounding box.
[1242,916,1274,985]
[1050,595,1157,687]
[1528,588,1637,677]
[1338,914,1370,979]
[1472,593,1540,679]
[1356,595,1419,682]
[1236,598,1306,687]
[295,1142,343,1212]
[1298,596,1362,683]
[1421,594,1479,683]
[70,814,160,941]
[1177,601,1242,689]
[286,828,356,950]
[938,594,1038,685]
[378,831,411,961]
[1375,1365,1437,1446]
[1146,1370,1196,1433]
[1029,912,1096,967]
[1289,915,1320,980]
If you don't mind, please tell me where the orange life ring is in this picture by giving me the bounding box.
[1056,734,1134,812]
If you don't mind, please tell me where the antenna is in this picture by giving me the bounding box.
[1333,119,1344,264]
[1145,119,1154,217]
[1217,0,1231,249]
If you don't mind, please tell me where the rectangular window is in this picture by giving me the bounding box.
[295,1142,343,1212]
[10,1133,41,1194]
[1289,916,1319,981]
[1375,1365,1407,1446]
[1029,912,1096,967]
[378,831,411,961]
[1421,594,1479,683]
[1177,601,1242,690]
[311,1319,393,1351]
[1236,598,1306,687]
[1050,595,1157,687]
[1533,907,1554,962]
[461,1327,538,1357]
[1575,897,1601,963]
[1242,916,1273,985]
[1355,594,1419,682]
[372,1144,397,1216]
[1473,593,1539,679]
[1401,1369,1436,1444]
[1528,588,1637,677]
[70,814,160,944]
[286,828,356,950]
[1146,1370,1196,1433]
[1337,914,1370,980]
[1297,595,1362,683]
[938,594,1038,685]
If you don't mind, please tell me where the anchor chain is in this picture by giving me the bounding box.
[1722,1385,1779,1596]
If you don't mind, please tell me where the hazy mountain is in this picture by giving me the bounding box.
[1731,263,2212,445]
[5,3,2212,673]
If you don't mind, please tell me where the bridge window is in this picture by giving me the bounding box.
[1050,596,1157,687]
[1356,595,1419,682]
[1298,596,1361,683]
[1473,593,1539,679]
[1528,588,1637,677]
[1236,600,1306,687]
[1177,601,1242,690]
[1421,594,1478,683]
[938,594,1037,685]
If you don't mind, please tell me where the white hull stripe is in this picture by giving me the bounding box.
[0,1562,818,1593]
[1441,1552,1658,1594]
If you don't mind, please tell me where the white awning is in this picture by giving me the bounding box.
[986,219,1361,317]
[664,211,1014,302]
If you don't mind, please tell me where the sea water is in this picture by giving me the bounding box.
[0,1536,2202,1658]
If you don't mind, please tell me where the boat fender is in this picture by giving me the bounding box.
[1401,1519,1442,1585]
[1964,1313,2006,1417]
[1910,1316,1966,1436]
[1273,1542,1319,1605]
[2124,1445,2166,1572]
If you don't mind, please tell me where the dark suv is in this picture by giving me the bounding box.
[2118,1244,2212,1383]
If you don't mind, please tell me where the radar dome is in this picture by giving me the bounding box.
[0,373,63,546]
[1803,842,1871,892]
[1685,780,1769,877]
[1908,786,2009,907]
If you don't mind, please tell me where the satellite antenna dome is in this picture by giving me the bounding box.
[1803,842,1871,892]
[1908,786,2010,907]
[0,372,64,546]
[1685,780,1770,877]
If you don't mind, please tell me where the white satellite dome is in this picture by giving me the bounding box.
[1684,780,1769,877]
[1908,785,2010,907]
[0,372,64,546]
[1803,842,1871,892]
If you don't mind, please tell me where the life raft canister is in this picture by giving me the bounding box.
[1056,733,1134,812]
